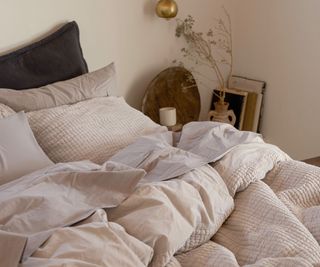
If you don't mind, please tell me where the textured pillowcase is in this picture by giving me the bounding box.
[0,63,116,112]
[0,21,88,90]
[0,112,53,185]
[27,97,166,164]
[0,103,15,119]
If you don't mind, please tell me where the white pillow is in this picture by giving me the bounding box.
[0,112,53,185]
[0,103,15,119]
[27,97,166,164]
[0,62,117,112]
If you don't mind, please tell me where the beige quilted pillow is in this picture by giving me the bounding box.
[0,103,15,118]
[27,97,166,164]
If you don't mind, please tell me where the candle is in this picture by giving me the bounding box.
[159,107,176,126]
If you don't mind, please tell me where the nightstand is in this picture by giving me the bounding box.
[167,124,183,132]
[303,157,320,167]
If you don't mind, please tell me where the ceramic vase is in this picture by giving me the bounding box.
[208,101,236,126]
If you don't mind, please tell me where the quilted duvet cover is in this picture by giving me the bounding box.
[1,122,320,267]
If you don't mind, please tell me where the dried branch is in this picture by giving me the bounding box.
[174,8,233,103]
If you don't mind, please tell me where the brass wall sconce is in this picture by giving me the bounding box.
[156,0,178,19]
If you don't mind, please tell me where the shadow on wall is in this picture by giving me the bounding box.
[0,21,69,56]
[143,0,159,20]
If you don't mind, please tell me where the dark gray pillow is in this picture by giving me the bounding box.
[0,21,88,90]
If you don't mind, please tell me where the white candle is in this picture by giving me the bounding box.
[159,107,176,126]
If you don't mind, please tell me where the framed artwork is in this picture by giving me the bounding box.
[211,88,248,130]
[229,76,266,133]
[210,76,266,132]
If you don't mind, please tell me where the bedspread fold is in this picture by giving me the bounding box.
[0,161,146,265]
[211,142,320,266]
[1,121,320,267]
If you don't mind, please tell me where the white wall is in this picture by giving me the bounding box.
[0,0,233,120]
[232,0,320,160]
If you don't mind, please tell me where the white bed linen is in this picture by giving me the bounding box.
[21,210,153,267]
[108,164,234,267]
[109,122,320,266]
[264,160,320,243]
[211,143,320,266]
[0,161,146,267]
[1,122,320,267]
[0,112,53,185]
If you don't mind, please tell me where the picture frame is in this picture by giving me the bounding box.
[211,88,248,130]
[210,76,266,132]
[229,76,266,133]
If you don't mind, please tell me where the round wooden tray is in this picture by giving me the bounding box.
[142,67,200,125]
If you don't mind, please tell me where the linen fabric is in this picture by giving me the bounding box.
[0,112,53,185]
[108,164,234,267]
[0,103,15,118]
[27,97,166,164]
[109,126,320,267]
[208,142,320,266]
[0,21,88,90]
[0,161,147,267]
[264,160,320,244]
[22,214,153,267]
[0,63,116,112]
[110,123,320,266]
[1,122,320,266]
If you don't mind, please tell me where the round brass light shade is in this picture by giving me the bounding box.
[156,0,178,19]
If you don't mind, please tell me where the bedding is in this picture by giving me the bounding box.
[21,213,153,267]
[0,103,15,118]
[1,121,320,267]
[108,164,234,266]
[0,62,116,112]
[0,21,88,90]
[264,160,320,243]
[0,161,147,267]
[211,143,320,266]
[0,112,53,185]
[26,96,166,164]
[109,123,320,266]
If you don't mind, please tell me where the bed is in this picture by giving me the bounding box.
[0,22,320,267]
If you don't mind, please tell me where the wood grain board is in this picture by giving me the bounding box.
[142,67,200,125]
[303,157,320,167]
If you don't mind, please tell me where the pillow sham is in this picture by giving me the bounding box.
[0,112,53,185]
[27,97,166,164]
[0,21,88,90]
[0,63,116,112]
[0,103,15,119]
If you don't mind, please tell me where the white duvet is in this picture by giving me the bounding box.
[0,161,149,267]
[1,122,320,267]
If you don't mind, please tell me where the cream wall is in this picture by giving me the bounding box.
[0,0,176,110]
[0,0,233,120]
[232,0,320,160]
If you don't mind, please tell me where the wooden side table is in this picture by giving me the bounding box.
[167,124,183,132]
[303,157,320,167]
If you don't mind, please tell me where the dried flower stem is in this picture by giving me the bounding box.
[175,8,233,103]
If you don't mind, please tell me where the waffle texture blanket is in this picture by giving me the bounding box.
[168,142,320,267]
